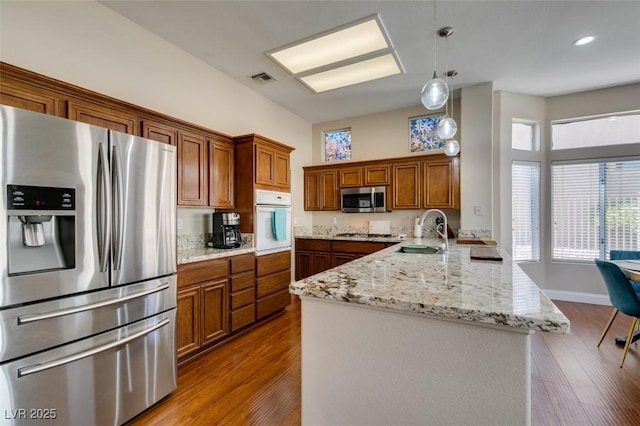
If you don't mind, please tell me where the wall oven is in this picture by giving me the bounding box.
[341,186,388,213]
[255,190,292,256]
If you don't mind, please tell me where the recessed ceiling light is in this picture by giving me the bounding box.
[299,53,402,93]
[267,16,391,75]
[572,35,597,46]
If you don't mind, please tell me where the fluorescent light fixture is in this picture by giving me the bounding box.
[300,53,401,93]
[268,16,390,74]
[572,35,597,46]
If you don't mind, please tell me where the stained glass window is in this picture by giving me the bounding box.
[324,128,352,161]
[409,114,445,153]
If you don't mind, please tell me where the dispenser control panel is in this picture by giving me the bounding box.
[7,185,75,210]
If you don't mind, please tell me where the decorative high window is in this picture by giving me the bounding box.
[324,128,352,162]
[409,114,445,153]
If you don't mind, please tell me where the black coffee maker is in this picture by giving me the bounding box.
[212,212,242,249]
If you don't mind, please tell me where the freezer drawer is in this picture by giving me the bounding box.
[0,310,177,426]
[0,275,176,363]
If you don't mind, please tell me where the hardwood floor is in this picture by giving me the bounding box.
[128,298,640,425]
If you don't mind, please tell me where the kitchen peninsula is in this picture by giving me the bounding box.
[290,238,569,426]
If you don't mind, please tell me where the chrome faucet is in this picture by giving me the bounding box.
[414,209,449,252]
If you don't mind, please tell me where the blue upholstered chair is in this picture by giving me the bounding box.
[595,258,640,367]
[610,250,640,290]
[610,250,640,261]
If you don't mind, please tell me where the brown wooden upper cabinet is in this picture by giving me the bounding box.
[422,157,460,209]
[302,153,460,211]
[208,136,234,209]
[0,62,239,209]
[391,161,420,210]
[338,164,390,188]
[0,79,63,117]
[141,119,178,146]
[303,168,339,211]
[68,98,137,134]
[177,130,208,206]
[234,134,294,192]
[177,129,234,208]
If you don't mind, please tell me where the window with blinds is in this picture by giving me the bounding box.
[552,159,640,261]
[512,162,540,261]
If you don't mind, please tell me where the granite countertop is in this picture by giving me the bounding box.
[290,238,570,334]
[178,245,255,265]
[295,234,405,243]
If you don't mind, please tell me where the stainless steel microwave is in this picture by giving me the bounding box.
[341,187,387,213]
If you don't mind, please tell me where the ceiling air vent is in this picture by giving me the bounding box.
[250,72,276,84]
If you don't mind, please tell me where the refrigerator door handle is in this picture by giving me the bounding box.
[112,144,124,271]
[97,142,111,273]
[17,283,171,325]
[17,318,170,378]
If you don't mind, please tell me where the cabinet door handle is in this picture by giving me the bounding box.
[18,283,170,324]
[18,318,170,378]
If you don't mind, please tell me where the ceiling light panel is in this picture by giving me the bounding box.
[268,16,391,75]
[300,53,402,93]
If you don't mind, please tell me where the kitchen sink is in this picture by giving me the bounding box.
[396,245,442,254]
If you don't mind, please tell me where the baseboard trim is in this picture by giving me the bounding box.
[543,289,611,306]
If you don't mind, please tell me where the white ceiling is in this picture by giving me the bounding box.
[101,0,640,124]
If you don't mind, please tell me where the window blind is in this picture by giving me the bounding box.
[552,159,640,261]
[512,162,540,261]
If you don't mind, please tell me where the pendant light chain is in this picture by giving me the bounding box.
[433,0,437,77]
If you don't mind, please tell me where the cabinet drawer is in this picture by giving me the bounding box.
[178,258,229,287]
[331,241,388,255]
[256,251,291,277]
[230,271,254,292]
[295,239,331,251]
[231,287,255,310]
[257,289,291,319]
[231,304,255,332]
[231,253,255,274]
[256,269,291,298]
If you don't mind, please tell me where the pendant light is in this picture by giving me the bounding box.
[420,0,449,110]
[443,73,460,157]
[436,28,457,140]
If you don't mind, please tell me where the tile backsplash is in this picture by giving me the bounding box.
[177,233,253,251]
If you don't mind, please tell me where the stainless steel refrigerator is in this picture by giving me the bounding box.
[0,105,177,425]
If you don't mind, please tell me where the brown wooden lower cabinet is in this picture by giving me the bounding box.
[331,252,359,267]
[201,279,229,345]
[256,251,292,319]
[176,252,265,363]
[295,238,394,280]
[229,253,256,332]
[176,286,201,359]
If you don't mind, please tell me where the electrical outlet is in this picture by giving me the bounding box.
[474,206,482,216]
[177,218,183,230]
[332,216,337,225]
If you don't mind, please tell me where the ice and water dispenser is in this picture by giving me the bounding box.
[7,185,76,275]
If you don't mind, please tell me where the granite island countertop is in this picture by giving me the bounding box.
[290,238,570,333]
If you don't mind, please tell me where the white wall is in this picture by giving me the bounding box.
[0,0,314,234]
[460,83,494,233]
[311,104,455,164]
